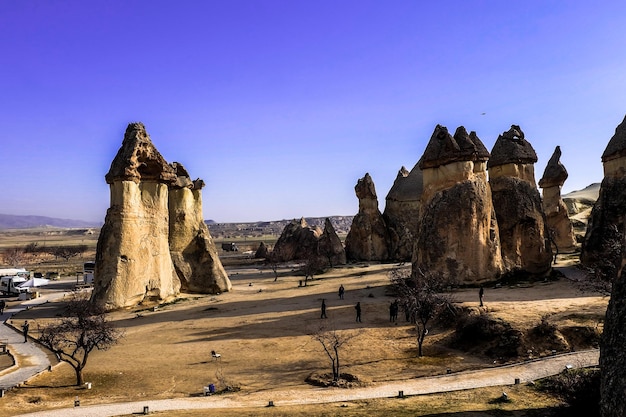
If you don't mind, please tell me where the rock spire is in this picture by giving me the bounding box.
[488,125,552,276]
[413,125,502,283]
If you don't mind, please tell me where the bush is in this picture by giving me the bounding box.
[538,367,600,416]
[452,309,522,359]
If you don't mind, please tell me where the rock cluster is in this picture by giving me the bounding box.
[272,218,323,262]
[538,146,577,253]
[271,218,346,266]
[413,125,503,283]
[488,126,552,276]
[93,123,230,309]
[581,115,626,280]
[343,124,558,283]
[345,173,390,261]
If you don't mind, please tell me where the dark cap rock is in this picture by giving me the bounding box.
[538,146,568,188]
[419,125,490,169]
[602,114,626,162]
[105,122,176,184]
[386,161,423,202]
[487,125,538,168]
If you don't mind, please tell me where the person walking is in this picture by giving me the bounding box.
[22,320,29,343]
[355,302,362,323]
[479,286,484,307]
[320,299,327,319]
[338,284,345,300]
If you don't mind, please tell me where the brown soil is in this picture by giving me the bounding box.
[0,256,608,416]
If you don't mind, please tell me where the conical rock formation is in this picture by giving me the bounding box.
[93,123,180,309]
[383,162,423,261]
[272,218,323,262]
[318,218,346,266]
[345,173,390,261]
[538,146,576,253]
[414,125,502,283]
[488,125,552,276]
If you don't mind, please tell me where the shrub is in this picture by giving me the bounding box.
[538,367,600,416]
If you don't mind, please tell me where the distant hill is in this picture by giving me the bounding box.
[562,183,600,203]
[0,214,102,230]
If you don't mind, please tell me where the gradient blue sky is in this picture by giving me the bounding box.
[2,1,625,223]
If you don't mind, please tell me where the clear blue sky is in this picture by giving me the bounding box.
[2,1,625,223]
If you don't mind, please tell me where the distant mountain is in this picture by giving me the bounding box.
[562,183,600,202]
[0,214,102,230]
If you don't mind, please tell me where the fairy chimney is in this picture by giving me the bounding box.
[93,123,180,309]
[414,125,502,283]
[488,125,552,276]
[345,173,390,261]
[538,146,577,253]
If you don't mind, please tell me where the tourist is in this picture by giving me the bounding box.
[321,299,327,319]
[338,284,345,300]
[355,302,362,323]
[22,320,29,343]
[479,286,484,307]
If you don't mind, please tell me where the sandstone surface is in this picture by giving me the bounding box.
[168,162,231,294]
[488,125,552,276]
[345,173,390,261]
[581,115,626,280]
[93,123,180,309]
[414,125,502,283]
[600,255,626,417]
[538,146,577,253]
[383,163,423,261]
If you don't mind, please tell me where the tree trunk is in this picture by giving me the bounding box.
[334,346,340,381]
[74,366,84,386]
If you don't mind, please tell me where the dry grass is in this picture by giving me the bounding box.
[114,385,562,417]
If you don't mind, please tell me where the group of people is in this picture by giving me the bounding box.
[320,284,487,323]
[319,285,361,322]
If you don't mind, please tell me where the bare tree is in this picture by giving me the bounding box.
[310,321,357,382]
[38,296,122,386]
[301,254,325,287]
[266,253,280,282]
[50,245,88,262]
[390,268,456,357]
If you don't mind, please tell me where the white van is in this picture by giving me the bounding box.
[0,275,29,295]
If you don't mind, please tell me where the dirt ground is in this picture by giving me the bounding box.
[0,255,608,416]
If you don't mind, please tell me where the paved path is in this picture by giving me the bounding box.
[0,293,66,390]
[13,349,599,417]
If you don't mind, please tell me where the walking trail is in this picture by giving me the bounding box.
[11,350,598,417]
[0,293,61,391]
